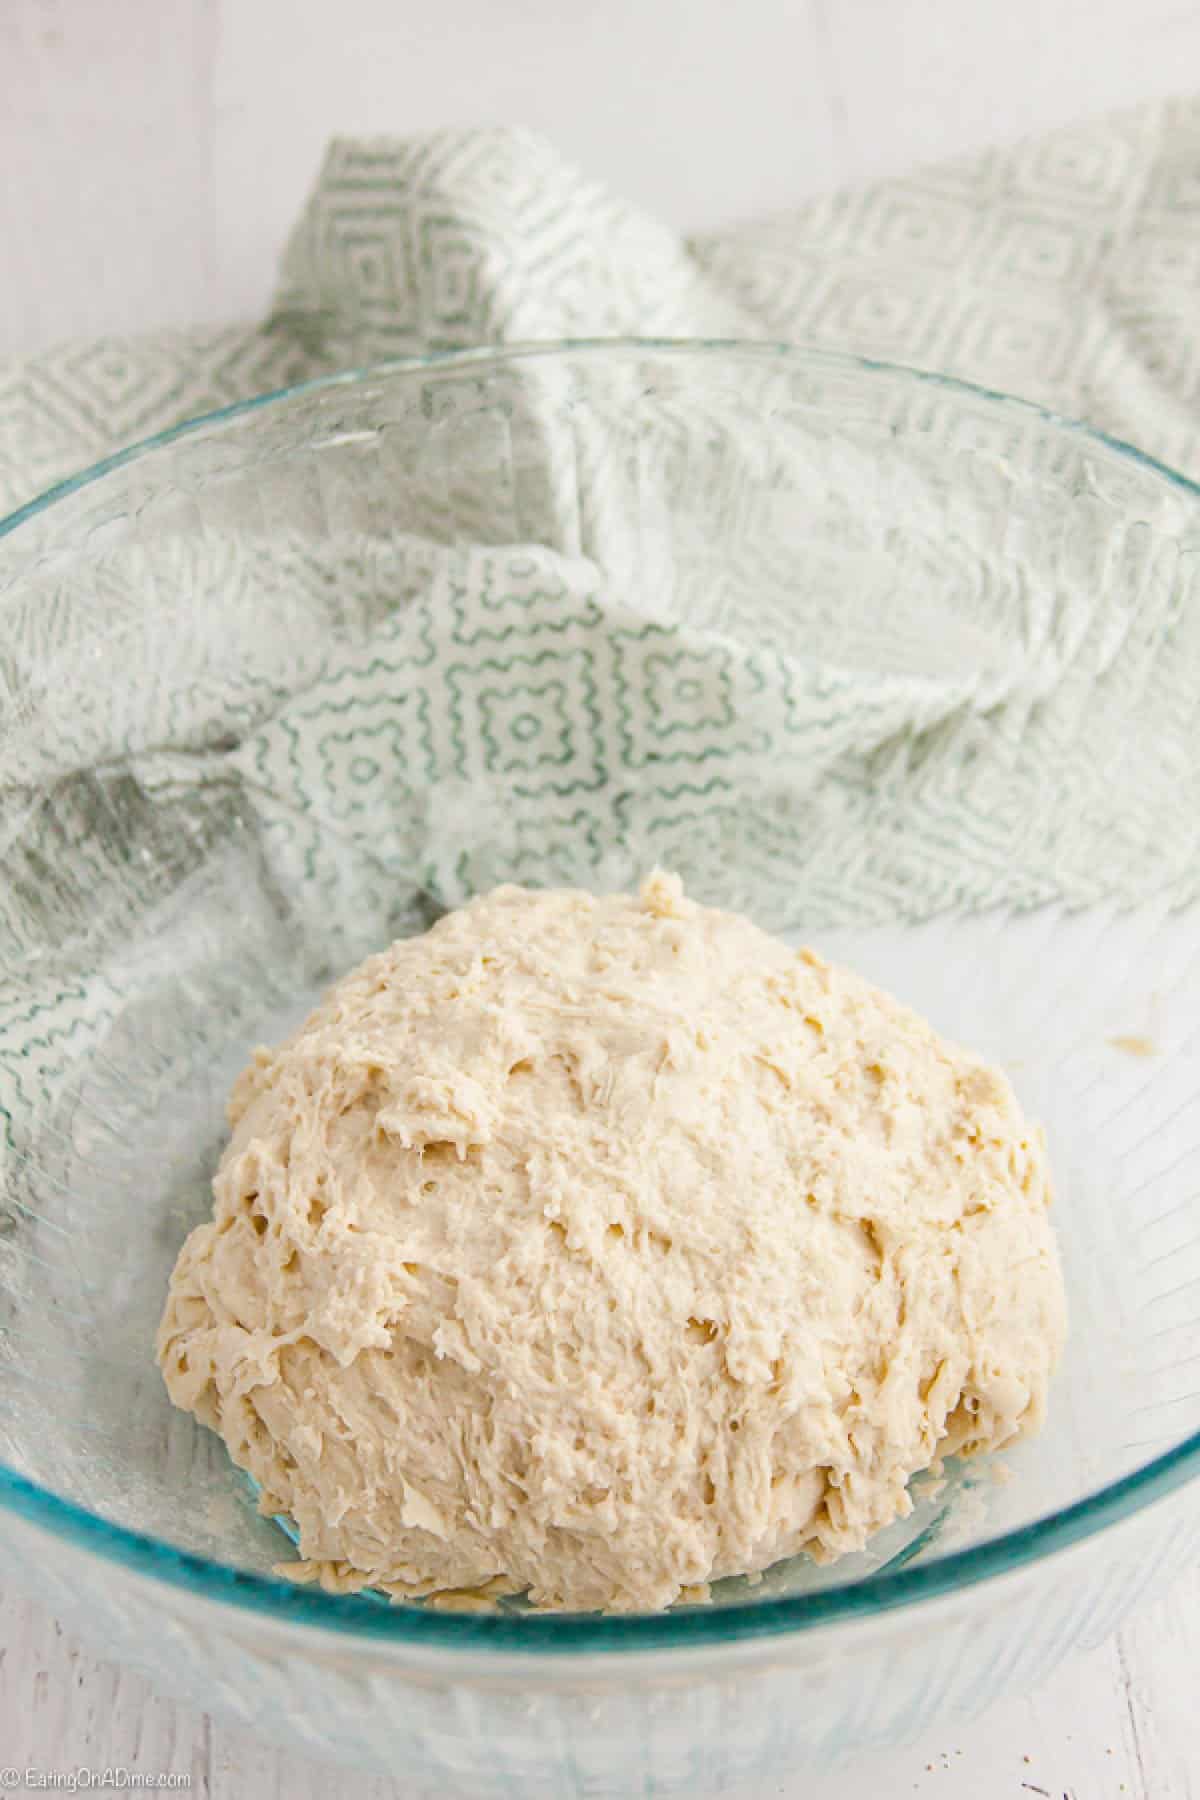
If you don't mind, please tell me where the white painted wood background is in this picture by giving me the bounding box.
[2,1,1200,1793]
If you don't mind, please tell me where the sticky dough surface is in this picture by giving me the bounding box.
[158,874,1067,1612]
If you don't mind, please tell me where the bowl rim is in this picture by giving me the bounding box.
[2,336,1198,1654]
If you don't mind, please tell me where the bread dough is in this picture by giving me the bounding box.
[158,874,1066,1612]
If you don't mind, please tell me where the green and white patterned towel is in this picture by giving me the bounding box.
[2,102,1200,972]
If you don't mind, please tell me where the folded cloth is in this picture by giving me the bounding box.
[1,104,1199,971]
[4,99,1200,515]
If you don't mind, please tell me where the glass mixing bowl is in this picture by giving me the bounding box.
[1,343,1198,1795]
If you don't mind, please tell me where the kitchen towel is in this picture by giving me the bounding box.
[2,102,1199,968]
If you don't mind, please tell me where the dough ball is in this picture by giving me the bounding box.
[158,874,1066,1612]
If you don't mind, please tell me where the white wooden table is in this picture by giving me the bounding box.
[2,2,1200,1793]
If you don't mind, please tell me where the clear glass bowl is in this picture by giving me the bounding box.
[1,342,1199,1794]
